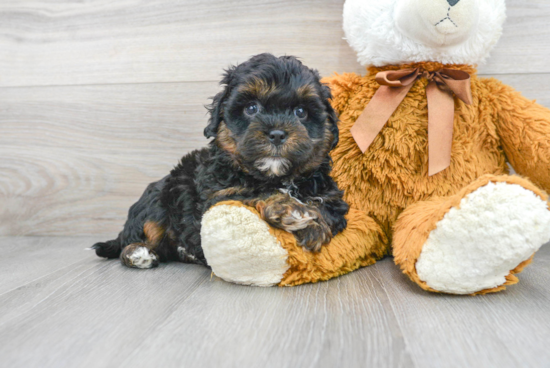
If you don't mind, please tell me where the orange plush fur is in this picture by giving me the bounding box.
[321,61,550,293]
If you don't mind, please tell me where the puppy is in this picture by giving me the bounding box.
[92,53,349,269]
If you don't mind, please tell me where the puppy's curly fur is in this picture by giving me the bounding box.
[92,53,349,268]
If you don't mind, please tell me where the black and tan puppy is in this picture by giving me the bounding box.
[92,53,349,269]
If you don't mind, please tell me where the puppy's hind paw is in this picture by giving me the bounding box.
[121,243,159,269]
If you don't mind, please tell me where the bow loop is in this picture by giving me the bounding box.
[436,69,473,105]
[350,67,473,176]
[375,68,419,87]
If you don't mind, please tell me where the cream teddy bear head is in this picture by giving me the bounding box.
[343,0,506,66]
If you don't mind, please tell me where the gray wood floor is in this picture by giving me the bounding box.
[1,237,549,368]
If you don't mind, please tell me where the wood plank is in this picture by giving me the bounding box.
[0,81,217,152]
[118,267,415,368]
[0,239,210,368]
[1,0,549,88]
[0,82,218,236]
[0,145,184,236]
[0,0,361,87]
[376,243,550,368]
[0,236,94,295]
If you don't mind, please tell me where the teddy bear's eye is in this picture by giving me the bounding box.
[294,106,307,119]
[244,103,259,116]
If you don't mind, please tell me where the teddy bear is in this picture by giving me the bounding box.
[200,0,550,295]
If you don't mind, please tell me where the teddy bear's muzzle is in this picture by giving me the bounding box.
[395,0,478,47]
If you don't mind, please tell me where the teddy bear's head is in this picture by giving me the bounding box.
[343,0,506,67]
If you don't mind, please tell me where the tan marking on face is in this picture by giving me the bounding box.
[297,121,333,174]
[215,122,238,155]
[280,124,310,156]
[322,121,335,152]
[240,78,278,99]
[297,84,319,100]
[246,127,274,156]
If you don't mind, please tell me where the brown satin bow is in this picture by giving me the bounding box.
[350,68,473,176]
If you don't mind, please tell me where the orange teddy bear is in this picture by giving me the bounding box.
[201,0,550,294]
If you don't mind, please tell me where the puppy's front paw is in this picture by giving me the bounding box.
[259,196,332,252]
[261,199,315,230]
[293,221,332,252]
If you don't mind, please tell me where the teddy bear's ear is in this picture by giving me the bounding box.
[204,66,236,139]
[321,84,339,149]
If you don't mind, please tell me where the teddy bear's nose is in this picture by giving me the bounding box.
[447,0,460,6]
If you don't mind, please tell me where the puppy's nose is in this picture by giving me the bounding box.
[447,0,459,6]
[268,130,287,146]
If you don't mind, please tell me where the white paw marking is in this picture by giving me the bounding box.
[416,182,550,294]
[283,210,316,231]
[255,157,291,177]
[128,247,157,269]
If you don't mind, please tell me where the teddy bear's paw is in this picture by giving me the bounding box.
[120,243,159,269]
[415,182,550,294]
[201,204,289,287]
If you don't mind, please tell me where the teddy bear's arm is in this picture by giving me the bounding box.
[201,201,388,287]
[485,78,550,192]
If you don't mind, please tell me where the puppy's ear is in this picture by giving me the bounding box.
[204,66,235,138]
[322,85,339,149]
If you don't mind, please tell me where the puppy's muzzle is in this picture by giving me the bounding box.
[257,114,297,147]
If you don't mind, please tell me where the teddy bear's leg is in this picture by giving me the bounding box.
[393,174,550,295]
[201,201,387,287]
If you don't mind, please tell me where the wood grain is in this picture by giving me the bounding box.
[0,237,211,368]
[1,0,549,87]
[1,237,549,368]
[0,236,92,295]
[118,267,415,368]
[479,0,550,75]
[0,0,361,87]
[0,82,218,236]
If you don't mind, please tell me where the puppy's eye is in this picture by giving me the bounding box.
[294,106,307,119]
[244,103,259,116]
